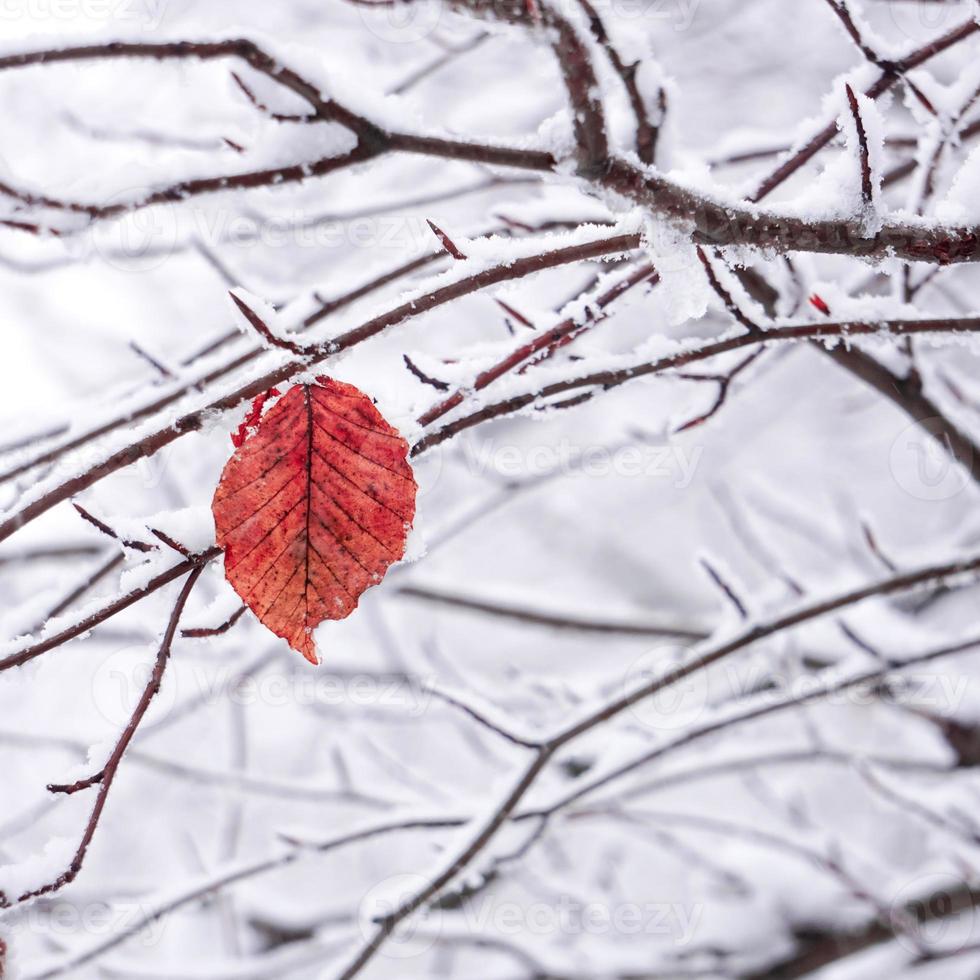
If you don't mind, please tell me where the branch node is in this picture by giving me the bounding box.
[48,770,105,795]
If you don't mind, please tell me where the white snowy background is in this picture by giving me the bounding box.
[2,0,980,978]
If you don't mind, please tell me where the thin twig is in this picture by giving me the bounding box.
[426,219,466,260]
[0,548,220,674]
[0,233,643,545]
[229,292,310,355]
[1,565,204,907]
[181,604,247,638]
[844,82,874,208]
[397,584,707,639]
[416,316,980,455]
[696,247,762,333]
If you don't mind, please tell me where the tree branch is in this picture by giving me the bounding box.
[0,565,204,907]
[0,548,219,673]
[330,551,980,977]
[0,232,641,545]
[415,316,980,454]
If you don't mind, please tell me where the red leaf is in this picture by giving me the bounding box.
[212,376,417,665]
[231,387,281,448]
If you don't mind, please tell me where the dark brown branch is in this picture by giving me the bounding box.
[844,83,874,207]
[335,550,980,978]
[575,0,661,164]
[0,565,204,907]
[744,880,980,978]
[415,316,980,454]
[129,341,174,379]
[0,40,554,229]
[861,521,898,573]
[696,247,762,332]
[47,769,105,795]
[417,260,656,427]
[402,355,450,391]
[0,39,381,140]
[425,219,466,260]
[72,502,155,552]
[820,343,980,486]
[0,548,219,673]
[0,36,974,267]
[229,292,309,354]
[494,298,535,331]
[425,686,543,749]
[675,348,764,432]
[181,603,247,638]
[824,0,936,114]
[699,557,749,619]
[229,70,312,122]
[547,6,609,172]
[0,143,382,228]
[396,584,707,639]
[600,156,980,265]
[0,233,641,545]
[748,16,978,201]
[824,0,891,69]
[306,252,442,327]
[339,750,556,980]
[148,529,193,557]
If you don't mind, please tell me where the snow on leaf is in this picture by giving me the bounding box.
[212,376,417,665]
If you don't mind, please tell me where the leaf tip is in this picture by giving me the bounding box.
[298,635,320,666]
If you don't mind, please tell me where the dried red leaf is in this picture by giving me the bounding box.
[212,376,417,665]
